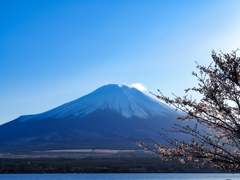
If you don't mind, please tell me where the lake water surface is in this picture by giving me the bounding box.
[0,173,239,180]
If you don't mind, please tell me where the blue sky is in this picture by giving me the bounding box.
[1,0,240,125]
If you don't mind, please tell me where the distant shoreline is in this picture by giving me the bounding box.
[0,157,225,174]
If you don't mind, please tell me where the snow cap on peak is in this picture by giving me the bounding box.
[19,83,182,122]
[118,83,147,92]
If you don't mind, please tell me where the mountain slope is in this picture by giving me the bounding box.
[18,84,179,121]
[0,84,193,153]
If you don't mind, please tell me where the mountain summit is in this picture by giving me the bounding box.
[0,84,190,155]
[19,84,178,122]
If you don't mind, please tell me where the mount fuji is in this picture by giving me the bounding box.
[0,84,194,155]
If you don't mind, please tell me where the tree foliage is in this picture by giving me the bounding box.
[137,49,240,172]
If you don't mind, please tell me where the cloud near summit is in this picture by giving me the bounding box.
[124,83,147,92]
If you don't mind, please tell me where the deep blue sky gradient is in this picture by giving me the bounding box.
[1,0,240,124]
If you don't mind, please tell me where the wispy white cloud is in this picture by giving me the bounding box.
[129,83,147,92]
[118,83,147,91]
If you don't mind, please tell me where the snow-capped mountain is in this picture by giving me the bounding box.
[0,84,192,154]
[19,84,181,121]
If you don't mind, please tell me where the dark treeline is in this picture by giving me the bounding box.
[0,157,221,173]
